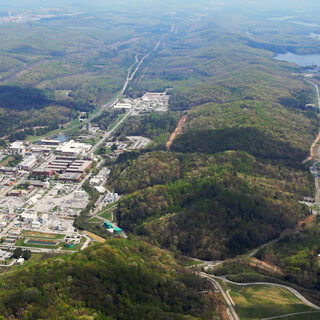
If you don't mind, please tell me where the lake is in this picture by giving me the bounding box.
[274,52,320,67]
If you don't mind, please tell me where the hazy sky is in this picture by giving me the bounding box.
[2,0,320,17]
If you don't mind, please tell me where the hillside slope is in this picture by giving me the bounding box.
[0,239,215,320]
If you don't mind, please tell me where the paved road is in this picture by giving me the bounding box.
[199,272,240,320]
[248,236,282,257]
[89,40,162,154]
[0,244,76,254]
[92,215,127,239]
[90,108,134,154]
[85,39,161,127]
[214,276,320,311]
[306,80,320,110]
[262,310,320,320]
[80,234,91,250]
[306,80,320,211]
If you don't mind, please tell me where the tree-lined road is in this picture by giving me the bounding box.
[198,272,240,320]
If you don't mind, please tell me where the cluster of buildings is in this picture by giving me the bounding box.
[90,167,110,187]
[305,63,320,74]
[0,139,94,183]
[113,91,169,114]
[7,139,92,160]
[105,136,151,153]
[55,140,92,158]
[33,157,93,182]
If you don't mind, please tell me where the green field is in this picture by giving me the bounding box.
[99,210,114,221]
[177,257,203,267]
[227,284,316,320]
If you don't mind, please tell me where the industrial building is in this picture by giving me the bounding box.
[8,190,22,197]
[20,211,37,223]
[65,160,92,173]
[60,172,83,182]
[29,181,50,188]
[95,186,106,194]
[0,167,18,175]
[39,139,61,146]
[32,165,54,177]
[31,157,92,177]
[55,140,92,158]
[29,145,52,155]
[8,142,25,156]
[18,156,38,171]
[114,102,132,109]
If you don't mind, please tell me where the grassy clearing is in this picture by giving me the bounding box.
[177,257,203,267]
[86,231,106,243]
[228,283,315,320]
[99,210,113,221]
[89,217,104,224]
[0,155,13,167]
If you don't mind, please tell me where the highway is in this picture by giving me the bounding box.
[47,41,160,139]
[85,40,161,126]
[89,39,161,154]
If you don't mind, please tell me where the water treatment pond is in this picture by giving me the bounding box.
[26,239,58,246]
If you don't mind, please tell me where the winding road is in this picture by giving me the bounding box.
[214,275,320,311]
[196,270,320,320]
[262,310,320,320]
[199,272,240,320]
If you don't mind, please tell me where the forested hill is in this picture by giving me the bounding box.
[0,86,94,139]
[111,14,319,261]
[114,151,312,260]
[0,239,214,320]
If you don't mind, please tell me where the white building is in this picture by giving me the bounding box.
[18,156,37,171]
[0,249,11,261]
[8,142,25,156]
[95,186,106,194]
[20,212,37,223]
[31,221,41,229]
[114,99,132,109]
[90,177,101,186]
[55,140,92,157]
